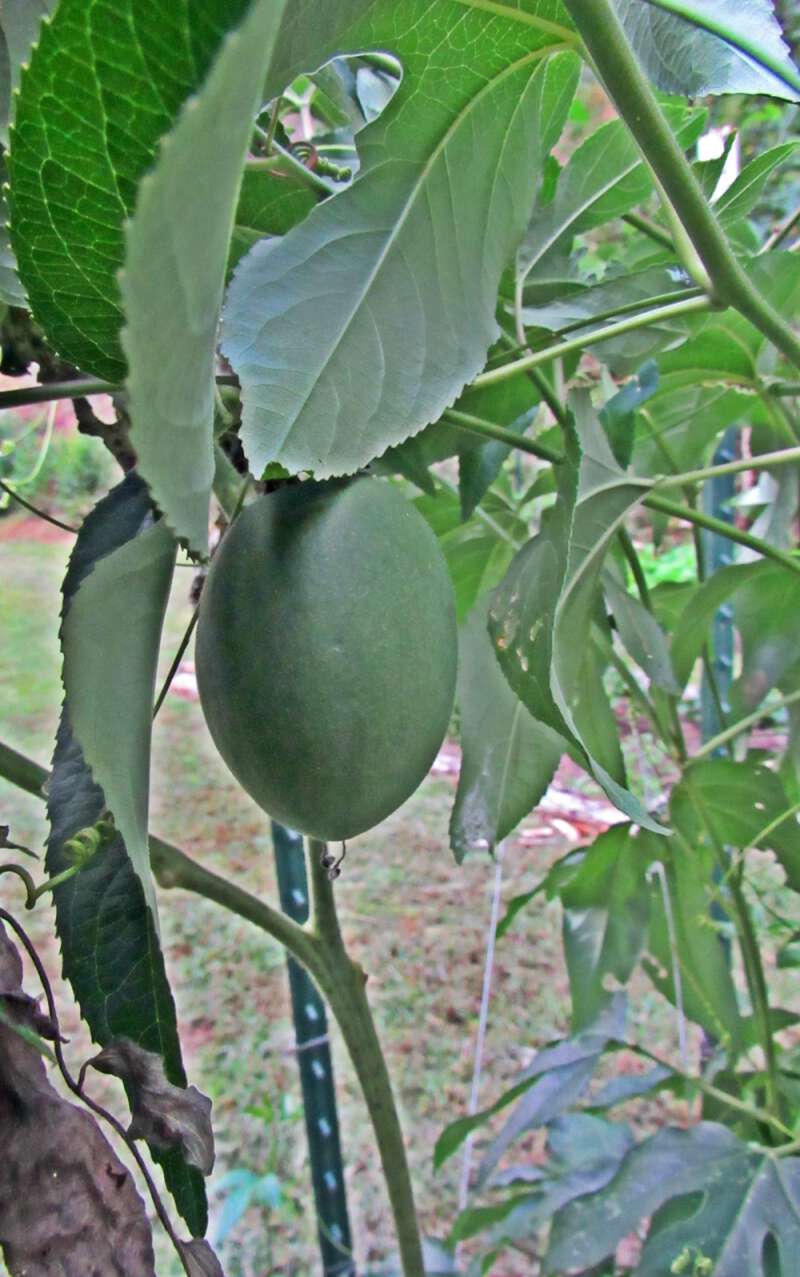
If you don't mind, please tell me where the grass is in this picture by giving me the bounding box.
[0,525,711,1276]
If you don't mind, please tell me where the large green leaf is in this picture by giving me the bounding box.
[556,825,652,1030]
[488,398,663,830]
[121,0,290,552]
[616,0,800,100]
[474,998,627,1187]
[546,1123,800,1276]
[48,475,204,1233]
[222,26,580,478]
[453,1114,633,1251]
[451,597,563,862]
[6,0,260,376]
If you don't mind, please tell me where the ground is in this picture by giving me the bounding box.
[0,522,699,1276]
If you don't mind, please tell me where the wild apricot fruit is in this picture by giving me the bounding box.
[195,477,457,840]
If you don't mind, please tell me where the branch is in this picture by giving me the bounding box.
[657,444,800,488]
[0,738,318,974]
[0,379,117,410]
[441,408,561,463]
[433,410,800,575]
[471,294,711,388]
[564,0,800,369]
[0,479,78,535]
[644,492,800,576]
[692,688,800,763]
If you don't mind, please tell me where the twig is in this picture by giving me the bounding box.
[692,689,800,763]
[0,478,78,534]
[622,210,675,250]
[472,295,711,388]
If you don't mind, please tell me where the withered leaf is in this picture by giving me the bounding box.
[179,1237,227,1276]
[0,924,156,1276]
[88,1038,215,1175]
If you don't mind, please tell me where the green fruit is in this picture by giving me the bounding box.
[195,477,457,841]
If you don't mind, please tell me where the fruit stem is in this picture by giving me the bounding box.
[308,840,426,1277]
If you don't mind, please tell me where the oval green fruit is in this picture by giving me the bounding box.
[195,477,457,840]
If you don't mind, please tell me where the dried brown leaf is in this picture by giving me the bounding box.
[179,1237,227,1276]
[88,1038,215,1175]
[0,924,156,1276]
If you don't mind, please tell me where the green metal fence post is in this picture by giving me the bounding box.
[271,821,355,1276]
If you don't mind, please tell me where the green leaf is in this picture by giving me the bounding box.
[675,757,800,892]
[121,0,291,553]
[632,382,749,481]
[474,998,627,1187]
[651,253,800,396]
[518,108,705,291]
[434,998,625,1172]
[600,360,660,470]
[715,141,800,225]
[48,475,204,1233]
[605,573,679,692]
[729,565,800,720]
[615,0,800,100]
[0,0,54,142]
[488,397,664,831]
[557,825,652,1030]
[547,1123,800,1276]
[459,1116,633,1250]
[415,485,523,623]
[8,0,256,380]
[62,487,175,921]
[645,826,745,1053]
[229,168,317,274]
[222,32,581,477]
[458,411,533,524]
[664,564,771,694]
[450,597,563,862]
[522,267,697,377]
[570,633,626,784]
[380,373,541,495]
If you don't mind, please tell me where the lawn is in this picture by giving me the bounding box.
[0,524,685,1276]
